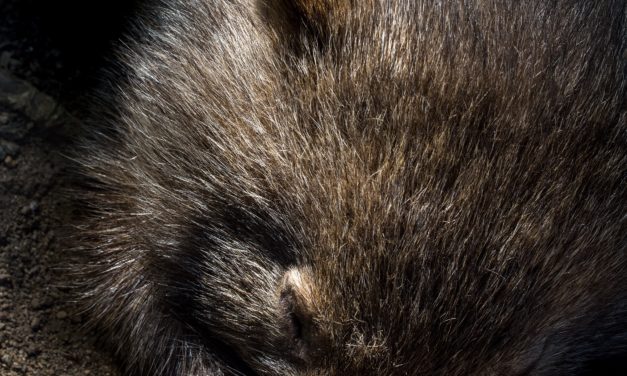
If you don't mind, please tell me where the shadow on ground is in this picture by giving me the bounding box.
[0,1,139,374]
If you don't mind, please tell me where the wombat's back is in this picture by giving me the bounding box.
[75,1,627,375]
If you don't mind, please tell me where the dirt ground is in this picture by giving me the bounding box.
[0,1,137,374]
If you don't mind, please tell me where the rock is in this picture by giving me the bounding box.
[30,316,42,332]
[56,310,68,320]
[20,201,39,216]
[31,297,53,311]
[26,346,41,358]
[0,69,67,128]
[0,139,19,159]
[3,154,17,168]
[11,362,26,373]
[0,353,11,366]
[0,117,34,141]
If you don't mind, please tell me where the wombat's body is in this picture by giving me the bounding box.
[75,0,627,375]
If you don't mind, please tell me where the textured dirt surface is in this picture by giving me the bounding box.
[0,98,119,376]
[0,0,136,374]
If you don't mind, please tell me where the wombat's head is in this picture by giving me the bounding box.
[78,0,626,375]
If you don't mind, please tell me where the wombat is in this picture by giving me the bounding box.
[72,0,627,375]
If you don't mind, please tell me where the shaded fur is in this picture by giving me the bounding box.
[73,0,627,375]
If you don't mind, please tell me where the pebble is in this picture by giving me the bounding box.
[56,310,68,320]
[20,201,39,216]
[3,155,17,168]
[0,139,19,161]
[0,118,33,141]
[31,297,52,311]
[0,69,66,127]
[0,353,11,366]
[12,363,26,373]
[0,139,19,156]
[26,346,41,358]
[30,317,42,332]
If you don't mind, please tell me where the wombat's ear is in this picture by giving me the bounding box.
[259,0,349,50]
[279,268,318,360]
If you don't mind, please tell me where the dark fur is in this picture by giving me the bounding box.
[73,0,627,375]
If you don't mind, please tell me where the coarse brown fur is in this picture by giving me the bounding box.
[72,0,627,375]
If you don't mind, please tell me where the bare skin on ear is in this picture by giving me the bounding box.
[281,269,315,309]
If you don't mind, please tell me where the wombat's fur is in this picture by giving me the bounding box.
[73,0,627,375]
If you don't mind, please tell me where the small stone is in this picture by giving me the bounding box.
[0,117,32,141]
[31,297,53,311]
[11,363,26,373]
[20,201,39,216]
[0,139,19,156]
[0,322,5,331]
[0,69,66,127]
[0,354,11,366]
[3,155,17,168]
[56,310,68,320]
[26,346,41,358]
[30,316,42,332]
[0,112,9,124]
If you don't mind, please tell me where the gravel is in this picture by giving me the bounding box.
[0,0,125,374]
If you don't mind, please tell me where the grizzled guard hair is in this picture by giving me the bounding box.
[71,0,626,375]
